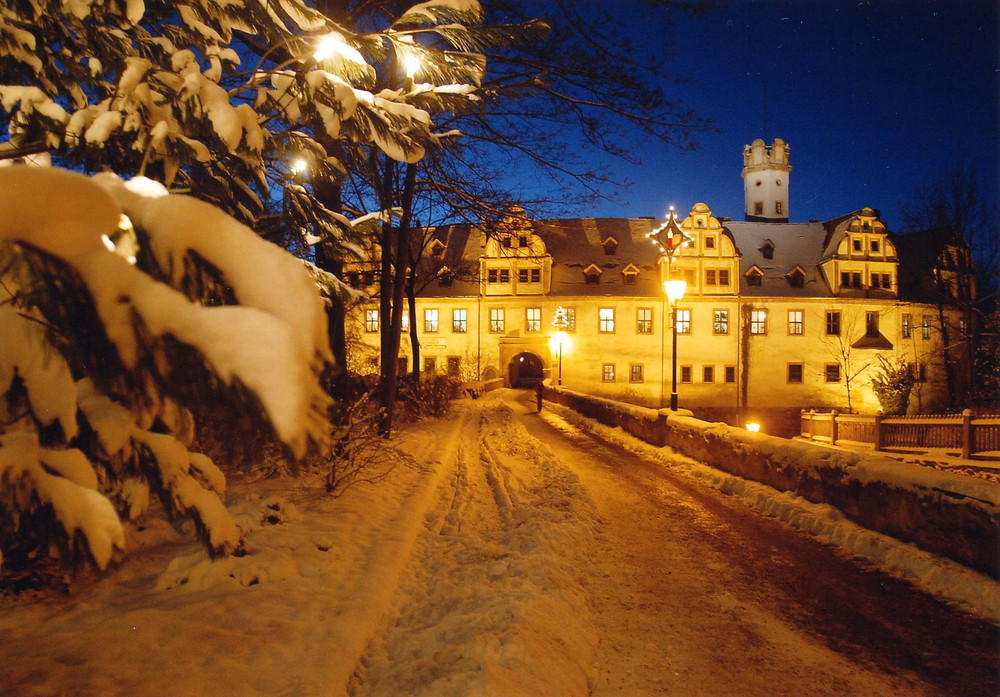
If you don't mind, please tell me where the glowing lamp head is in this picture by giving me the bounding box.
[745,422,761,433]
[549,330,569,352]
[291,157,308,176]
[664,279,686,304]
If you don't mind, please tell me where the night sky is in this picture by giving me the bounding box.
[585,0,998,232]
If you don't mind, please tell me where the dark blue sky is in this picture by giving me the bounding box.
[587,0,998,231]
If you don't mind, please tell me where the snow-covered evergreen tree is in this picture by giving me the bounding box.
[0,166,331,574]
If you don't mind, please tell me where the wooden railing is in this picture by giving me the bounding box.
[800,409,1000,459]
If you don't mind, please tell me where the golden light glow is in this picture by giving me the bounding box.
[549,330,569,352]
[291,157,308,176]
[402,53,421,78]
[664,279,686,304]
[314,33,365,65]
[746,422,761,432]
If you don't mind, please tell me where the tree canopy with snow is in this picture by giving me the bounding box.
[0,166,331,574]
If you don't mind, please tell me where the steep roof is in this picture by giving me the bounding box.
[724,221,831,297]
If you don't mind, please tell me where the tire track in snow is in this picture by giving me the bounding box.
[350,395,599,697]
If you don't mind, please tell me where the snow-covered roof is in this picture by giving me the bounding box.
[724,220,832,297]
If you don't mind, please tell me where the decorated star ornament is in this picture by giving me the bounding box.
[646,205,691,260]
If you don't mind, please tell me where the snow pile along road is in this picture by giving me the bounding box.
[0,395,599,697]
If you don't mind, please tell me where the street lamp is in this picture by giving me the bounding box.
[550,306,571,386]
[664,279,686,411]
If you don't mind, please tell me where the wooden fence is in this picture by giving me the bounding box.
[800,409,1000,459]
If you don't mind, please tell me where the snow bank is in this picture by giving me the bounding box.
[544,384,1000,580]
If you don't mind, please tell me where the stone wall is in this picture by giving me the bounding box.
[543,384,1000,579]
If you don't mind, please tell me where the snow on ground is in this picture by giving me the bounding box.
[1,392,996,697]
[0,396,598,697]
[543,402,1000,624]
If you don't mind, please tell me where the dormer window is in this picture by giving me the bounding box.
[602,236,619,255]
[583,263,603,285]
[518,236,528,247]
[502,237,512,248]
[759,240,775,260]
[746,267,764,287]
[786,267,805,288]
[429,239,446,257]
[622,263,639,285]
[438,269,453,287]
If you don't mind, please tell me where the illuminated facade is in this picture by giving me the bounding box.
[347,139,972,423]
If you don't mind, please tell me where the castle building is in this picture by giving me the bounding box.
[347,139,972,431]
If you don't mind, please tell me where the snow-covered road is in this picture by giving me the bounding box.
[1,390,996,697]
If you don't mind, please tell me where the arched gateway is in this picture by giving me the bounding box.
[508,352,544,388]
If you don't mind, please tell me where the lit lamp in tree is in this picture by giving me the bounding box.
[550,306,571,386]
[664,279,687,411]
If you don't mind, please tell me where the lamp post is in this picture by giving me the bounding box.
[550,306,571,386]
[664,279,686,411]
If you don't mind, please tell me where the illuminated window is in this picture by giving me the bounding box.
[788,310,803,335]
[775,201,783,215]
[365,309,379,333]
[787,363,804,383]
[713,309,729,335]
[922,315,931,339]
[602,364,616,382]
[630,364,644,383]
[825,311,841,336]
[901,313,911,338]
[489,308,505,333]
[636,308,653,334]
[424,309,438,333]
[401,312,409,332]
[599,307,615,333]
[750,309,767,335]
[452,308,467,333]
[675,309,691,334]
[526,307,541,333]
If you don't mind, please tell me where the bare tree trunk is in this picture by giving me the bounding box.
[378,161,417,436]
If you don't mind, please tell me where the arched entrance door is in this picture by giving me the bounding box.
[509,352,544,388]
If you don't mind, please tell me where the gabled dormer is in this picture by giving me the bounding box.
[602,236,619,255]
[583,263,603,285]
[786,265,806,288]
[622,263,640,285]
[745,265,764,288]
[759,239,775,260]
[428,239,446,257]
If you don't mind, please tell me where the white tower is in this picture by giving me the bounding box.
[742,138,791,222]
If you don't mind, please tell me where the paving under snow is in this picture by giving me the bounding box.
[1,391,996,696]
